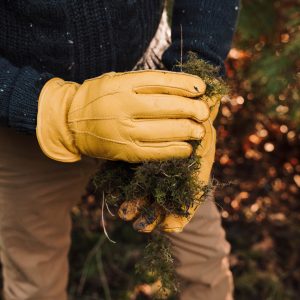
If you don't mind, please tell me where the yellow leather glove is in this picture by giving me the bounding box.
[36,70,211,163]
[118,95,220,233]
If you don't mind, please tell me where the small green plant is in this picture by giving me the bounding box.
[135,233,178,299]
[93,52,228,298]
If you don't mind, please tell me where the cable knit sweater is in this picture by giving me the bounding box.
[0,0,239,133]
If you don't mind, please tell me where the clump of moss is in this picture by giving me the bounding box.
[93,161,133,206]
[93,52,228,298]
[180,52,228,97]
[126,153,204,218]
[135,233,178,299]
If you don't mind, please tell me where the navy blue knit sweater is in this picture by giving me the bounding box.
[0,0,239,134]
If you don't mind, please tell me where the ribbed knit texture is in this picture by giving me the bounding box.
[67,0,164,82]
[0,0,238,134]
[162,0,240,75]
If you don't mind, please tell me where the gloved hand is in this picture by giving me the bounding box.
[36,70,211,163]
[118,94,221,233]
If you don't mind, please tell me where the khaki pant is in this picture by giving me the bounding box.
[0,126,233,300]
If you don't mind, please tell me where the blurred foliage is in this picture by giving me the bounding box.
[1,0,300,299]
[233,0,300,124]
[218,0,300,298]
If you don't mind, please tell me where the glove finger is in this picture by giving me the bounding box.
[160,215,190,233]
[118,198,147,221]
[131,119,205,143]
[132,94,210,123]
[133,204,162,233]
[160,199,202,233]
[196,121,215,157]
[160,134,216,232]
[130,70,206,97]
[132,141,193,162]
[203,95,222,122]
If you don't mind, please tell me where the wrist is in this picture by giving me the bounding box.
[36,78,81,162]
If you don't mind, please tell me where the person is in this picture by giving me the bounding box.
[0,1,239,299]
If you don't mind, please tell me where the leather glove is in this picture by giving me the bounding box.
[36,70,211,163]
[118,94,220,232]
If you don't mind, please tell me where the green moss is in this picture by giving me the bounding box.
[93,161,133,206]
[179,52,229,97]
[135,233,178,299]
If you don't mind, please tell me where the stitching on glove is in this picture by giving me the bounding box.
[132,113,208,123]
[113,69,206,81]
[68,92,119,116]
[68,116,132,122]
[138,136,203,142]
[134,140,192,149]
[133,85,202,97]
[71,129,128,145]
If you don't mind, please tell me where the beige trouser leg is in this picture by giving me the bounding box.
[168,199,233,300]
[0,127,98,300]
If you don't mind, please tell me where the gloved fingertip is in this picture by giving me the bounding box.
[133,220,147,231]
[118,206,129,220]
[133,215,160,233]
[134,224,156,233]
[161,226,183,233]
[118,201,138,221]
[159,216,187,233]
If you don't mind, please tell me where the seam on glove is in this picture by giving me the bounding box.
[71,129,128,145]
[138,136,203,142]
[110,69,205,81]
[134,85,202,97]
[134,140,192,149]
[68,92,119,116]
[68,116,132,122]
[132,113,209,123]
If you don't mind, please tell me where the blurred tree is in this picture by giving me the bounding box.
[231,0,300,124]
[217,1,300,299]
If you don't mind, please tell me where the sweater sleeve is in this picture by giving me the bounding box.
[162,0,240,75]
[0,56,54,134]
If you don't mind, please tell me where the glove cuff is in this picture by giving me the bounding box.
[36,78,82,162]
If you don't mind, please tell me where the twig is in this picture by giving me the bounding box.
[105,200,115,217]
[102,192,117,244]
[180,24,183,72]
[96,246,112,300]
[77,237,104,295]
